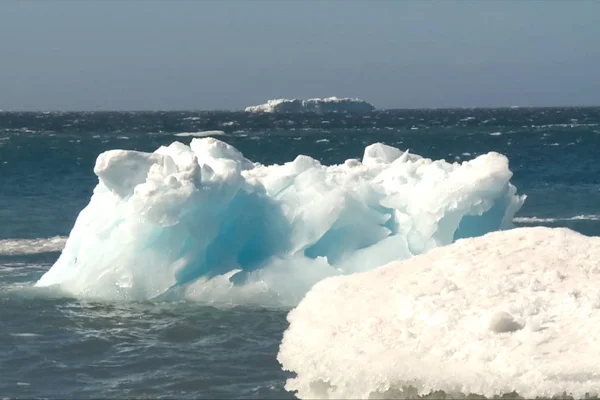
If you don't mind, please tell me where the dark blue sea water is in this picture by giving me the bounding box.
[1,108,599,398]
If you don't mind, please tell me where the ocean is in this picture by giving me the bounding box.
[1,108,599,399]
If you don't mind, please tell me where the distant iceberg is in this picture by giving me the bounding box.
[244,97,375,114]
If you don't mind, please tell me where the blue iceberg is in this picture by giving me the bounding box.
[36,138,525,305]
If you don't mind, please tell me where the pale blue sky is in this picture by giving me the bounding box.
[1,0,599,111]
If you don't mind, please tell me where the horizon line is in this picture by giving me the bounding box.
[2,104,600,113]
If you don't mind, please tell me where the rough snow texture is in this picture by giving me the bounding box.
[278,227,600,399]
[244,97,375,114]
[35,138,524,304]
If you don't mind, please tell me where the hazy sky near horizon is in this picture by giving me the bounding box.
[1,1,599,111]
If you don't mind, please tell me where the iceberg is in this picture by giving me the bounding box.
[36,138,524,305]
[244,97,376,114]
[278,227,600,399]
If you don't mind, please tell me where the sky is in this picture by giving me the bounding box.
[1,0,599,111]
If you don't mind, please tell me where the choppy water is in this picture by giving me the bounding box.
[1,108,599,398]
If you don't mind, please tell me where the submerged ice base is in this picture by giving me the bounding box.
[278,227,600,399]
[36,138,524,304]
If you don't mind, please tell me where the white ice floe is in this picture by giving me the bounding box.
[278,226,600,399]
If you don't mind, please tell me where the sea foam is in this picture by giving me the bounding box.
[35,138,524,305]
[0,237,67,256]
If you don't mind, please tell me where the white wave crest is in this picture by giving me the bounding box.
[0,237,67,256]
[174,130,225,137]
[514,214,600,223]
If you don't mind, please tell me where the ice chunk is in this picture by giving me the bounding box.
[487,311,523,333]
[36,139,524,304]
[278,227,600,399]
[244,97,375,114]
[94,150,169,198]
[362,143,405,166]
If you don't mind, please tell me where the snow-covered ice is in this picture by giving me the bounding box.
[278,227,600,399]
[245,97,375,114]
[35,138,524,305]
